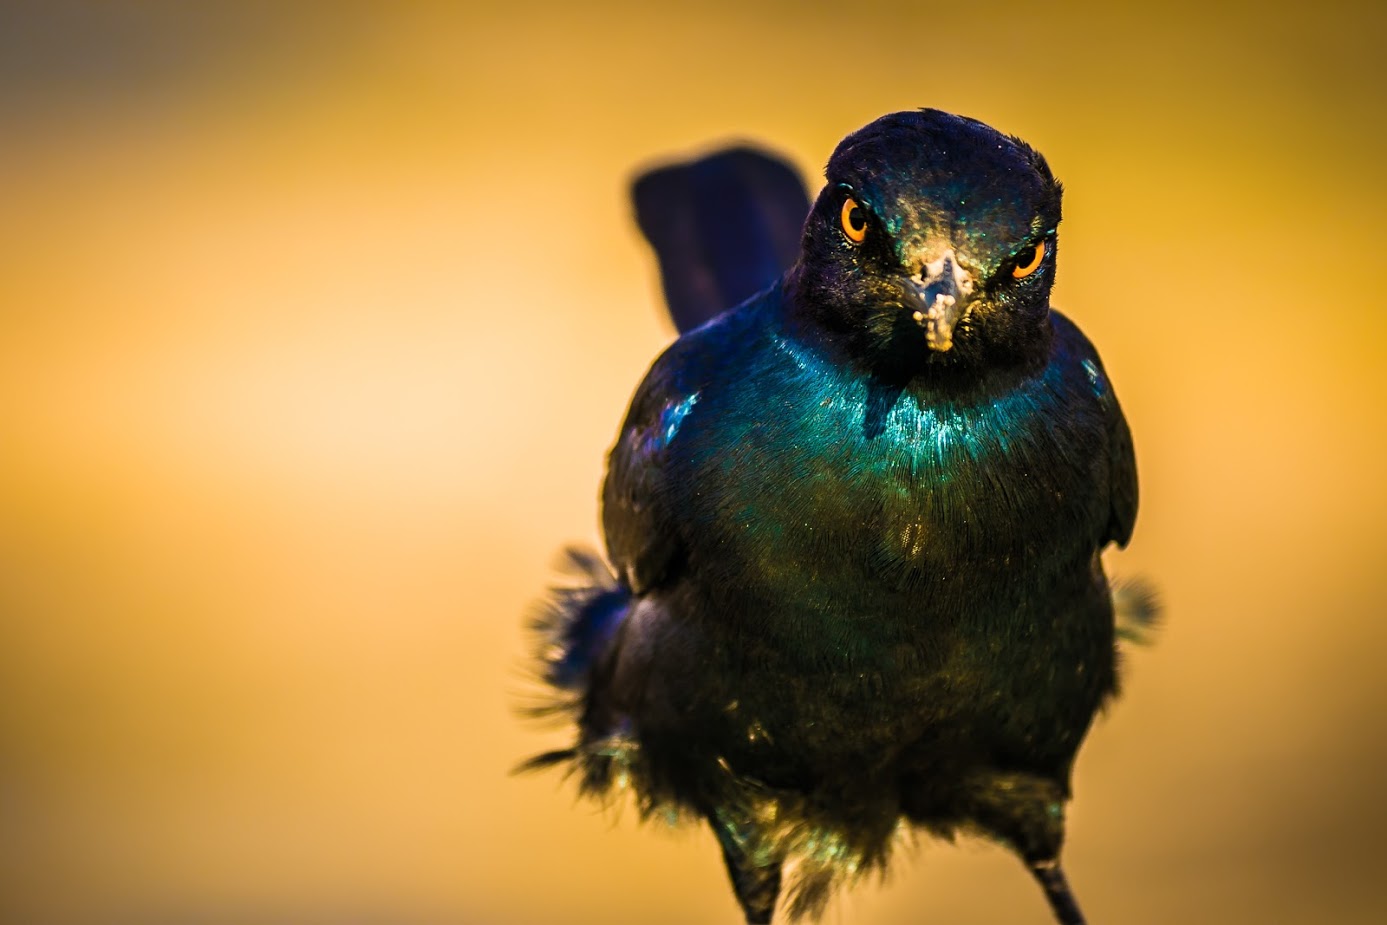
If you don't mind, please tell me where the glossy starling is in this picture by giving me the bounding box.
[525,109,1146,925]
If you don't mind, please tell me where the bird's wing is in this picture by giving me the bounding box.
[633,146,809,334]
[601,340,700,594]
[1056,311,1138,549]
[1103,377,1139,549]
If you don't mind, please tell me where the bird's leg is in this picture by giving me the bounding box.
[954,770,1087,925]
[1029,858,1086,925]
[706,812,782,924]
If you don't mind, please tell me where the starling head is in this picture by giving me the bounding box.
[791,109,1064,371]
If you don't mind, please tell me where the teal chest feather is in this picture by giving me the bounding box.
[678,332,1107,610]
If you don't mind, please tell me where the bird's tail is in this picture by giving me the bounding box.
[634,145,810,334]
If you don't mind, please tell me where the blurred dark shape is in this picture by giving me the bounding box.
[633,145,810,333]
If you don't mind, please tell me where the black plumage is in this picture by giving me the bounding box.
[525,109,1148,925]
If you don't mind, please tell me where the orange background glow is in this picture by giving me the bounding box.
[2,3,1385,923]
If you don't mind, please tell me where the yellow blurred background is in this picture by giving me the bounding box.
[1,2,1384,922]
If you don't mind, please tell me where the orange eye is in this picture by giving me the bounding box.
[1011,241,1046,279]
[840,197,867,244]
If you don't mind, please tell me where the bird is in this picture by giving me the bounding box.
[523,108,1149,925]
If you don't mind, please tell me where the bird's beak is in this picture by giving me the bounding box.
[907,250,976,352]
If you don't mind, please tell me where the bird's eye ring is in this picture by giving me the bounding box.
[840,197,868,244]
[1012,241,1046,279]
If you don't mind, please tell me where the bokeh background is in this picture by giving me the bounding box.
[2,2,1385,923]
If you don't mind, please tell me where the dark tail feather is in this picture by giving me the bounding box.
[529,548,630,690]
[633,145,810,334]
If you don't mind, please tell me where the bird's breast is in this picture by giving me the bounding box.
[679,338,1107,614]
